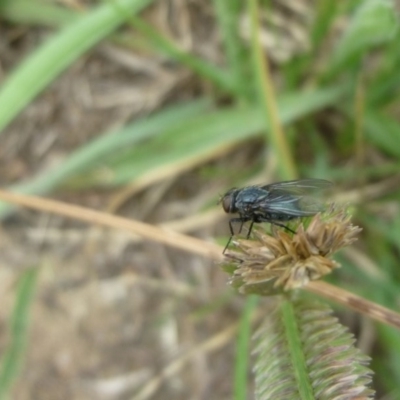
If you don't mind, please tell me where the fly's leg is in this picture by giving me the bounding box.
[222,236,233,254]
[223,217,249,254]
[270,221,296,234]
[246,219,255,239]
[237,220,244,234]
[258,215,297,234]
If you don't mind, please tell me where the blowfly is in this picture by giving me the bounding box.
[220,179,332,253]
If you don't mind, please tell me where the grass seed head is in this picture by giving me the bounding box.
[221,205,361,295]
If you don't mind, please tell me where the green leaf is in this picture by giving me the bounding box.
[310,2,339,48]
[213,0,249,100]
[331,0,398,71]
[0,268,38,398]
[0,99,211,218]
[234,296,258,400]
[86,85,346,187]
[0,0,76,27]
[128,16,237,96]
[376,324,400,395]
[0,0,153,133]
[364,110,400,158]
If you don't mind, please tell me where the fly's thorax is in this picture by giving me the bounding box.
[235,187,268,207]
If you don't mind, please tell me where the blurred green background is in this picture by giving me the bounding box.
[0,0,399,398]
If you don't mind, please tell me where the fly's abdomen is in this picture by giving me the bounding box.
[266,212,296,221]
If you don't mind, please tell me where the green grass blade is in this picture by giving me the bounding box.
[363,111,400,158]
[234,296,258,400]
[367,28,400,106]
[328,0,398,75]
[310,2,339,48]
[248,0,296,180]
[0,0,153,133]
[280,298,315,399]
[0,85,344,219]
[376,325,400,395]
[213,0,249,100]
[0,99,211,218]
[125,16,238,96]
[0,0,76,27]
[0,268,38,399]
[84,85,346,187]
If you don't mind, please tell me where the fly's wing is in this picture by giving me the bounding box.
[255,179,332,216]
[259,179,332,193]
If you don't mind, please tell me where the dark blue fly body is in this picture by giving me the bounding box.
[220,179,332,253]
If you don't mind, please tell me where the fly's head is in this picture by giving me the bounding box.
[220,188,238,214]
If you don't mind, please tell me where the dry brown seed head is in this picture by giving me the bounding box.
[220,206,361,294]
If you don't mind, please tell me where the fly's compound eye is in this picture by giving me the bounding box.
[221,190,237,214]
[221,195,231,213]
